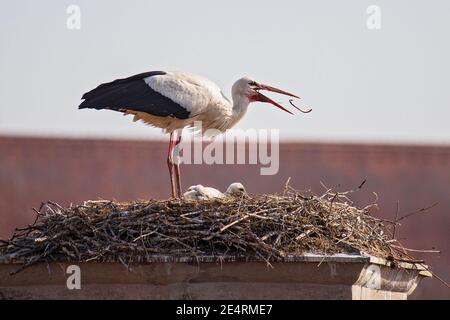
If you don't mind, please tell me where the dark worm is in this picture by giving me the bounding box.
[289,99,312,114]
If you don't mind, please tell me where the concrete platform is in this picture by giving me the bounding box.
[0,254,431,300]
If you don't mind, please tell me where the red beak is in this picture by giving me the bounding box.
[250,83,300,115]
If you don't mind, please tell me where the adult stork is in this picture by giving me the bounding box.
[79,71,302,198]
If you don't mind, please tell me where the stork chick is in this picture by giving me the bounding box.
[183,182,246,201]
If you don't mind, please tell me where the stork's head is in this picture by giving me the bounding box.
[225,182,246,196]
[232,77,300,114]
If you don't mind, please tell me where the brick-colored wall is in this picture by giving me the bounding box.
[0,136,449,299]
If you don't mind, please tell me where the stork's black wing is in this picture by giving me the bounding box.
[78,71,190,119]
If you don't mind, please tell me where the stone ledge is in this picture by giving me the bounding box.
[0,254,430,300]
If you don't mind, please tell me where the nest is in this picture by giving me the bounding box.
[0,186,421,274]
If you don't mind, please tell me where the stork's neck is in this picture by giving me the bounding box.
[230,94,250,124]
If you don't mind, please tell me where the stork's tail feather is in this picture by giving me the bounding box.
[78,99,95,109]
[77,71,167,111]
[77,71,190,120]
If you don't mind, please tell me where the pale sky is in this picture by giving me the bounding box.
[0,0,449,143]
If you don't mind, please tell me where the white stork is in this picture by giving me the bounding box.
[79,71,302,198]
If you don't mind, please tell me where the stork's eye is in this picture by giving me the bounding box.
[248,81,258,87]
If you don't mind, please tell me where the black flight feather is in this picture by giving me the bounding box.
[79,71,190,119]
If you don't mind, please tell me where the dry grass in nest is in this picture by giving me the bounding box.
[0,185,428,274]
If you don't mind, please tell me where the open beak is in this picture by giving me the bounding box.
[251,83,300,115]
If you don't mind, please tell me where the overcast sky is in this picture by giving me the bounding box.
[0,0,449,143]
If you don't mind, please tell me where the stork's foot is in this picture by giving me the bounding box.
[167,160,177,198]
[167,130,183,198]
[174,163,182,198]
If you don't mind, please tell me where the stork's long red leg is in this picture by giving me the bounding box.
[173,133,182,197]
[167,132,177,198]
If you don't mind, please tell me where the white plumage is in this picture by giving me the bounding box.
[183,182,247,201]
[139,72,241,134]
[145,72,226,114]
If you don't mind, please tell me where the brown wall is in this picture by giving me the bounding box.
[0,136,449,299]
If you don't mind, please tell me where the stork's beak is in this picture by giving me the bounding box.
[251,83,300,115]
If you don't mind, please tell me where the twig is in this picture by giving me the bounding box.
[392,201,400,240]
[391,245,440,254]
[397,203,438,222]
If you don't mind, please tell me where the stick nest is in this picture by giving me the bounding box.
[0,187,415,273]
